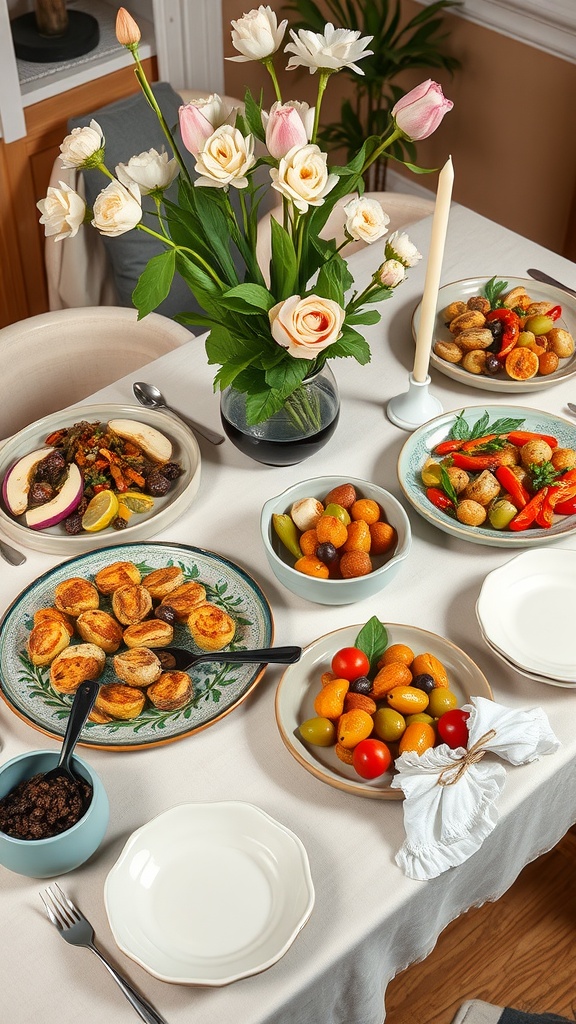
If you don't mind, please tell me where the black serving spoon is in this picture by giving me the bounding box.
[150,645,302,672]
[43,680,99,792]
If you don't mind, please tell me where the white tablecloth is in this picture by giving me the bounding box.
[2,204,576,1024]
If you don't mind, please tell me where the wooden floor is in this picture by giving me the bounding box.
[385,829,576,1024]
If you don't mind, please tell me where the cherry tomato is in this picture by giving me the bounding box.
[352,738,392,779]
[331,646,370,681]
[436,708,470,749]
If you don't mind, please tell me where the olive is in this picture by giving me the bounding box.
[350,675,372,695]
[316,541,338,565]
[488,499,518,530]
[427,689,459,717]
[485,353,501,375]
[299,717,336,747]
[373,707,406,742]
[486,320,503,340]
[146,470,171,496]
[412,673,435,694]
[155,605,177,625]
[161,462,181,481]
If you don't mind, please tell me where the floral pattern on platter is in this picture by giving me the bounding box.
[0,543,273,750]
[397,405,576,547]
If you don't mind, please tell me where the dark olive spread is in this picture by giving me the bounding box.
[0,772,92,840]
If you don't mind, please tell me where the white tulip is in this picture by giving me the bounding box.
[194,125,255,189]
[377,259,406,288]
[269,294,345,359]
[285,24,373,75]
[228,5,287,62]
[116,148,179,194]
[385,231,422,268]
[343,196,390,244]
[36,182,86,241]
[59,119,104,169]
[270,144,338,214]
[92,180,142,237]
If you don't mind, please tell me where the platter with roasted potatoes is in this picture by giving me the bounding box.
[0,542,273,750]
[0,404,201,555]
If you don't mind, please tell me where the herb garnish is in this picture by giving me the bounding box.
[439,466,459,507]
[355,616,388,672]
[483,276,508,308]
[447,410,525,441]
[529,461,561,489]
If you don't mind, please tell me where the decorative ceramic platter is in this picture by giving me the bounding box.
[0,542,273,750]
[476,549,576,682]
[0,403,201,555]
[412,276,576,393]
[105,802,314,985]
[275,623,492,800]
[397,405,576,547]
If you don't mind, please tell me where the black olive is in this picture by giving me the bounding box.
[316,542,338,564]
[64,512,84,535]
[161,462,182,481]
[412,673,436,694]
[145,470,171,497]
[155,605,177,625]
[486,319,503,340]
[350,675,372,695]
[485,353,502,375]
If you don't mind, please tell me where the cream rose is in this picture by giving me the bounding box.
[36,182,86,241]
[116,148,179,194]
[92,180,142,237]
[385,231,422,268]
[59,119,104,169]
[269,294,345,359]
[344,196,389,244]
[194,125,255,189]
[270,144,338,214]
[228,5,287,62]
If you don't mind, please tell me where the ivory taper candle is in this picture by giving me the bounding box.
[412,156,454,383]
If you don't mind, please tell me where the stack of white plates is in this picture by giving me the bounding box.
[476,548,576,688]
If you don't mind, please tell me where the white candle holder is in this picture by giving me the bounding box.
[386,373,443,430]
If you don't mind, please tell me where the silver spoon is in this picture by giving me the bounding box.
[43,680,99,799]
[133,381,225,445]
[0,539,26,565]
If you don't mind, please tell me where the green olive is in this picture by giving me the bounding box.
[373,707,406,742]
[488,498,518,530]
[516,331,536,347]
[323,503,351,525]
[299,717,336,747]
[524,315,554,336]
[427,689,458,717]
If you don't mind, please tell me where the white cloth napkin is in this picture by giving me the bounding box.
[390,696,560,880]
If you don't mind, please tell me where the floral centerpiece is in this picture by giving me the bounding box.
[38,5,453,459]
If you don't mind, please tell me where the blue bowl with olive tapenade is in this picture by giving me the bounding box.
[0,750,109,877]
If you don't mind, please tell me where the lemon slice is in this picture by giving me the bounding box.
[119,491,155,513]
[82,490,119,532]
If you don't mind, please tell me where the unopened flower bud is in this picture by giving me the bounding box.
[116,7,141,47]
[377,259,405,288]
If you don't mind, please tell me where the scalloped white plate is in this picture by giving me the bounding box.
[105,802,314,986]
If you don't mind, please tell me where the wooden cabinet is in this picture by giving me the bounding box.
[0,56,157,329]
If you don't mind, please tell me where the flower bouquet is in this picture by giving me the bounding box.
[38,5,453,455]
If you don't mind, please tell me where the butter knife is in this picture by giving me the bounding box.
[527,268,576,300]
[567,403,576,416]
[0,539,26,565]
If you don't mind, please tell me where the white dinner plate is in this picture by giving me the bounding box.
[397,405,576,547]
[275,623,492,800]
[104,802,314,986]
[476,620,576,688]
[0,403,201,554]
[412,276,576,392]
[476,549,576,681]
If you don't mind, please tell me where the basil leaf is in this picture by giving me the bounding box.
[355,616,388,670]
[440,466,459,507]
[488,416,526,434]
[448,410,472,440]
[470,410,490,438]
[483,276,508,307]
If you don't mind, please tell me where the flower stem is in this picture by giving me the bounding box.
[137,224,224,286]
[361,127,403,176]
[131,59,192,185]
[262,59,282,103]
[312,71,331,144]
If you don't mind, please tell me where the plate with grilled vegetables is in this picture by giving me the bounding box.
[0,404,201,554]
[0,542,273,750]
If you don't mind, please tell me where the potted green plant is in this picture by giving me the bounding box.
[286,0,460,189]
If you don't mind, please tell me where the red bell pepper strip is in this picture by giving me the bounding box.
[538,482,576,527]
[451,450,512,471]
[508,489,547,531]
[485,309,520,359]
[426,487,454,511]
[495,465,530,509]
[554,495,576,516]
[433,439,464,455]
[547,305,562,322]
[506,430,558,449]
[460,433,499,452]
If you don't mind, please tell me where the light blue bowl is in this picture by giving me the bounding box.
[0,750,109,878]
[261,476,411,606]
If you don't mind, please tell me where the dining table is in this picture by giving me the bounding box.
[2,201,576,1024]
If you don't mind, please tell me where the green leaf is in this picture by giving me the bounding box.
[469,410,491,439]
[265,358,310,397]
[270,218,298,300]
[315,255,353,304]
[243,89,266,143]
[483,276,509,307]
[326,327,371,364]
[245,388,285,425]
[488,416,525,433]
[345,309,382,326]
[355,616,389,671]
[219,283,275,314]
[132,249,176,319]
[439,465,459,507]
[448,410,472,440]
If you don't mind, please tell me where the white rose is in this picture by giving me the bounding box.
[285,24,373,75]
[116,148,179,194]
[377,259,406,288]
[36,182,86,241]
[385,231,422,268]
[270,144,338,214]
[59,119,104,169]
[194,125,255,189]
[92,180,142,237]
[344,196,390,244]
[269,294,345,359]
[228,5,287,62]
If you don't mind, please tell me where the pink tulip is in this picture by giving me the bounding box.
[179,104,215,158]
[265,101,312,160]
[392,80,453,141]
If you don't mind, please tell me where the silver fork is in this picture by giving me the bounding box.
[40,884,168,1024]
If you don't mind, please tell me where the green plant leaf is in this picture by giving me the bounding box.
[270,217,298,300]
[354,616,388,670]
[326,327,371,363]
[345,309,381,325]
[245,388,285,425]
[219,283,275,314]
[132,249,176,319]
[315,255,353,304]
[244,88,266,143]
[265,358,311,397]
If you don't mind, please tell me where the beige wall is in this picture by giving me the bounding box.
[223,0,576,258]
